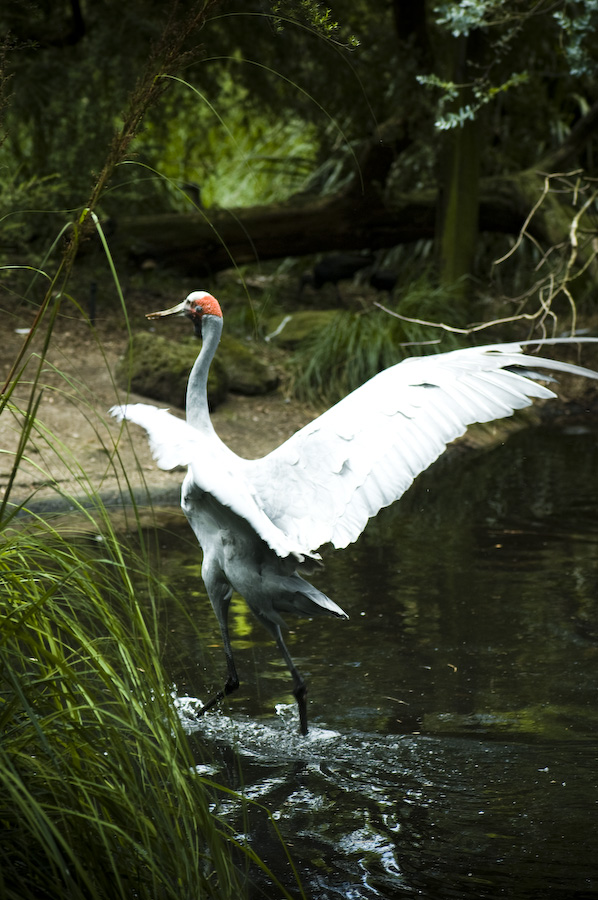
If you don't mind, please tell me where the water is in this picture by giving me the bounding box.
[147,425,598,898]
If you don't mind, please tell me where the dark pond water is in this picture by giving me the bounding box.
[147,425,598,899]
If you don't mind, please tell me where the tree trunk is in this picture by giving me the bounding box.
[436,114,481,286]
[435,34,482,291]
[112,190,433,273]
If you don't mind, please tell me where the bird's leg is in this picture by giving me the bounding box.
[198,653,239,715]
[198,602,240,716]
[271,624,309,736]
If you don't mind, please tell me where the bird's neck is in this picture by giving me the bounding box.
[186,313,223,431]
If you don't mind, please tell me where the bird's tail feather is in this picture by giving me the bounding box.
[285,577,348,619]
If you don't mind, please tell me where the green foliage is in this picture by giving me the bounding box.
[138,72,320,210]
[0,274,300,899]
[0,9,305,873]
[0,1,370,217]
[0,171,66,252]
[417,71,529,130]
[3,0,597,237]
[270,0,359,47]
[423,1,598,133]
[554,0,598,76]
[0,349,248,899]
[433,0,518,36]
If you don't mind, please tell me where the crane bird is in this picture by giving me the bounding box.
[111,291,598,735]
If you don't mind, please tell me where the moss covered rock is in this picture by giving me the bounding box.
[116,330,277,410]
[219,334,278,395]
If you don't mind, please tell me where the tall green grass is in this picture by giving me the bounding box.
[0,397,302,899]
[1,514,223,899]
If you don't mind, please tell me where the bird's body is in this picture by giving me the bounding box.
[111,291,598,734]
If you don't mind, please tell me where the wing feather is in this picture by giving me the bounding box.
[110,403,310,559]
[111,340,598,559]
[109,404,199,469]
[244,340,598,552]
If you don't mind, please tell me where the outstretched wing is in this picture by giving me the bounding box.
[109,403,313,560]
[243,340,598,553]
[110,404,200,469]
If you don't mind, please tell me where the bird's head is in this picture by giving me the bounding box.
[146,291,222,336]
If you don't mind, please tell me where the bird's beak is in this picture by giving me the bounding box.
[146,300,187,320]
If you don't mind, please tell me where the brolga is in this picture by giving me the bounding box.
[111,291,598,735]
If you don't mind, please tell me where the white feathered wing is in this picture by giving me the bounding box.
[111,340,598,558]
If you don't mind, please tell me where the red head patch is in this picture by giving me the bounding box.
[186,291,223,318]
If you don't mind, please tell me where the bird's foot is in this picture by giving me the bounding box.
[293,683,308,736]
[197,676,240,717]
[223,675,240,696]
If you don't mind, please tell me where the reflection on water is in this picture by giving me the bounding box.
[149,427,598,898]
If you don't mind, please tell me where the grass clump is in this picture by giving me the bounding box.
[0,508,250,900]
[290,278,465,404]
